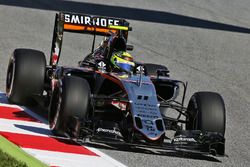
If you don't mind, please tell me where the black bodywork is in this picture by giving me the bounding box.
[44,12,225,156]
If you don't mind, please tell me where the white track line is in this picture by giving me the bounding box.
[0,118,51,137]
[24,148,126,167]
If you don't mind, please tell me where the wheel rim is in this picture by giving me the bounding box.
[6,59,15,97]
[187,96,199,130]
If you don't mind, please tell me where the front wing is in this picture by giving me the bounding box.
[84,130,225,156]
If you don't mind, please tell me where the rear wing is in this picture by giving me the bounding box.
[50,12,131,66]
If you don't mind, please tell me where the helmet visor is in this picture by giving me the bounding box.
[116,62,134,72]
[122,55,133,61]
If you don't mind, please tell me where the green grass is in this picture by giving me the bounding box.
[0,149,27,167]
[0,135,49,167]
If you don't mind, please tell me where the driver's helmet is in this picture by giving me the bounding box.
[110,51,135,72]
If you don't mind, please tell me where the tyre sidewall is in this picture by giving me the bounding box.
[6,49,46,105]
[187,92,226,136]
[49,76,91,136]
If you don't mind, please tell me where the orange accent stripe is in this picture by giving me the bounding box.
[64,24,85,31]
[64,24,118,34]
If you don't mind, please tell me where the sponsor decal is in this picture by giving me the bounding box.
[136,66,144,72]
[51,40,60,65]
[142,119,155,131]
[111,101,127,111]
[173,137,197,142]
[52,53,58,65]
[137,114,158,119]
[96,128,122,136]
[64,14,120,27]
[98,61,106,72]
[147,132,158,136]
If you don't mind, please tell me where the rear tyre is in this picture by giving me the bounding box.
[186,92,226,136]
[49,76,91,137]
[6,49,46,105]
[143,63,169,77]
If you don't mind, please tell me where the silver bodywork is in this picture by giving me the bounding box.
[120,74,165,140]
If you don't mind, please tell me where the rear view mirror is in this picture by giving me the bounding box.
[126,45,134,51]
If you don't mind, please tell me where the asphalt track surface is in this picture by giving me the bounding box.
[0,0,250,166]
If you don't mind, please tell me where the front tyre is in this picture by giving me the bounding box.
[49,76,91,137]
[186,92,226,136]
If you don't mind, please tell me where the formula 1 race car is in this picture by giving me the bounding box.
[6,12,226,156]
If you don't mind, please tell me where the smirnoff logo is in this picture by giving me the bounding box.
[64,14,120,27]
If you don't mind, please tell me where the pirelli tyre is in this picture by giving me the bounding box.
[6,49,46,105]
[186,92,226,136]
[143,63,169,77]
[49,76,91,137]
